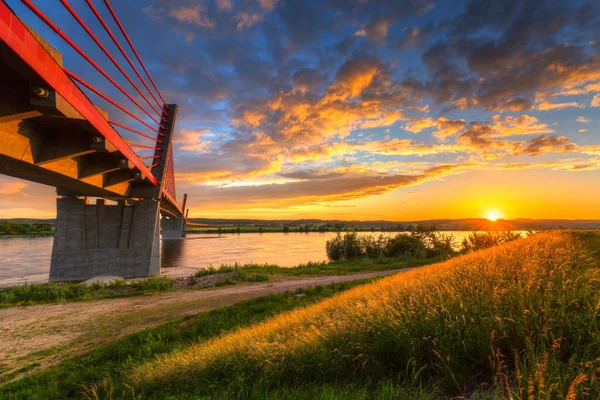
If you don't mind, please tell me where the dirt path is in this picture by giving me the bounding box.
[0,269,408,382]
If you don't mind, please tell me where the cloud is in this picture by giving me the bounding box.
[355,17,392,41]
[577,116,589,123]
[168,5,215,28]
[175,129,213,152]
[404,117,467,140]
[513,135,577,156]
[489,115,553,136]
[536,101,584,111]
[216,0,232,11]
[183,164,474,210]
[592,94,600,107]
[498,158,600,172]
[0,181,28,195]
[234,12,264,30]
[259,0,278,11]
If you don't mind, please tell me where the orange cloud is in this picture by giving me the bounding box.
[168,6,215,28]
[216,0,232,11]
[489,115,553,136]
[0,181,28,194]
[184,164,474,210]
[234,12,263,30]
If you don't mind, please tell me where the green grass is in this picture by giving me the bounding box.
[198,255,445,277]
[0,255,437,307]
[0,276,174,307]
[122,231,600,399]
[0,279,376,399]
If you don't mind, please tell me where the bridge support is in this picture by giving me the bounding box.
[161,215,185,239]
[49,196,161,281]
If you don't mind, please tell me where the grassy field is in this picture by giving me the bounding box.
[0,280,376,399]
[121,231,599,399]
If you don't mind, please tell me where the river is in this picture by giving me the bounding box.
[0,231,519,286]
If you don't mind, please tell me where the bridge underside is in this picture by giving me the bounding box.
[0,16,187,281]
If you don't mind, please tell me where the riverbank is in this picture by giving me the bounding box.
[3,231,598,399]
[0,255,443,305]
[0,270,401,387]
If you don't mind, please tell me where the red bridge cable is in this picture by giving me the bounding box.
[65,68,165,137]
[151,161,160,168]
[20,0,164,127]
[141,155,160,159]
[109,120,163,143]
[131,144,162,150]
[84,0,164,113]
[103,0,169,111]
[58,0,166,123]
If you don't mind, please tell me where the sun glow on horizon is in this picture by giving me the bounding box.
[486,210,503,221]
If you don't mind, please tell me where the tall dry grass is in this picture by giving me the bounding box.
[130,232,600,398]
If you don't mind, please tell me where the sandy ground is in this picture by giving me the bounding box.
[0,269,409,383]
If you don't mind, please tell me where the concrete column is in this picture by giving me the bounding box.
[49,196,161,281]
[161,215,185,239]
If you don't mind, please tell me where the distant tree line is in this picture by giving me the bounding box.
[0,221,54,236]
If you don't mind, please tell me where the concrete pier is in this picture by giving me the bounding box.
[161,215,185,239]
[49,196,161,281]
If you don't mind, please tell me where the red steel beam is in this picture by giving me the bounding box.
[0,1,157,185]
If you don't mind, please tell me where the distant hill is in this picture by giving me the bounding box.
[187,217,600,231]
[3,217,600,231]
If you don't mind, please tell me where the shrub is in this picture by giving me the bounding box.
[326,233,363,261]
[427,232,457,257]
[461,231,522,252]
[360,235,387,258]
[326,231,456,262]
[384,234,426,258]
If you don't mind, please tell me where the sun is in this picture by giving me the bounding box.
[486,210,503,221]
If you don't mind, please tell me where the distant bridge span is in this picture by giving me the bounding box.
[0,1,190,280]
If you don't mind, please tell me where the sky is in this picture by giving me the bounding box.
[1,0,600,221]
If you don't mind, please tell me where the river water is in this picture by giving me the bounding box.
[0,231,513,285]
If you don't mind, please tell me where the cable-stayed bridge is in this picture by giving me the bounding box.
[0,1,189,280]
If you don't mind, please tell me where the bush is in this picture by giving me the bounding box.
[384,234,426,258]
[326,233,362,261]
[326,231,456,262]
[461,231,522,252]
